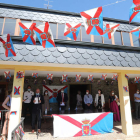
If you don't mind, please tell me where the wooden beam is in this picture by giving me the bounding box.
[14,19,20,36]
[1,18,5,35]
[129,33,134,47]
[91,35,94,42]
[112,35,115,45]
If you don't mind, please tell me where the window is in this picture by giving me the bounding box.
[34,21,43,27]
[58,24,67,40]
[94,35,102,43]
[81,26,91,42]
[0,18,4,35]
[19,20,32,36]
[49,23,57,39]
[3,18,16,35]
[132,34,140,47]
[114,32,122,45]
[122,32,131,46]
[103,37,112,44]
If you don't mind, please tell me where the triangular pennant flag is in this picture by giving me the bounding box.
[16,71,24,79]
[64,23,81,41]
[103,24,120,39]
[101,74,107,80]
[19,22,36,45]
[34,22,55,48]
[0,34,16,57]
[76,75,81,82]
[62,75,68,82]
[32,73,38,78]
[80,7,103,35]
[14,86,21,95]
[130,26,140,38]
[123,86,129,92]
[47,74,53,80]
[112,74,118,81]
[4,71,11,79]
[19,125,25,136]
[134,77,140,83]
[129,0,140,23]
[87,75,93,81]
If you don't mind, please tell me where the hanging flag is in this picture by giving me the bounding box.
[47,74,53,80]
[16,71,24,79]
[19,125,25,136]
[76,75,81,82]
[130,26,140,38]
[101,74,107,80]
[0,34,16,57]
[125,74,129,80]
[129,0,140,23]
[123,86,129,92]
[134,77,140,83]
[103,24,120,39]
[87,75,93,81]
[32,73,38,78]
[4,71,11,79]
[64,23,81,41]
[34,22,55,48]
[19,22,36,45]
[112,74,118,81]
[80,7,103,35]
[14,86,21,95]
[62,75,68,82]
[10,111,17,115]
[15,129,21,139]
[42,80,46,85]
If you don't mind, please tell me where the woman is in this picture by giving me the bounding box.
[76,91,83,110]
[1,90,12,140]
[109,90,120,121]
[42,90,50,115]
[94,89,105,109]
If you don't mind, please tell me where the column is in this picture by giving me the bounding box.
[8,68,25,139]
[118,72,133,135]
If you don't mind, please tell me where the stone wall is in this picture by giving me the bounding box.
[1,76,140,110]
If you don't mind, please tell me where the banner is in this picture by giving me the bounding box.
[53,112,113,137]
[43,85,68,103]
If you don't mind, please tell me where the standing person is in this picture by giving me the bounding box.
[94,89,105,109]
[134,89,140,120]
[31,89,44,133]
[76,91,83,110]
[23,85,34,121]
[42,90,50,115]
[1,90,12,140]
[57,89,68,110]
[84,90,93,110]
[109,90,120,121]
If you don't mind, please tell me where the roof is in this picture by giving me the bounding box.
[0,39,140,68]
[0,3,139,32]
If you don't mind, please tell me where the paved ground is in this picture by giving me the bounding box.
[23,116,140,140]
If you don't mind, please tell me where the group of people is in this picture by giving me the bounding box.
[76,89,120,122]
[1,86,121,137]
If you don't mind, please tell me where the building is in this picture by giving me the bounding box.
[0,2,140,139]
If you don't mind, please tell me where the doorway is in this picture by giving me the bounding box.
[69,84,91,110]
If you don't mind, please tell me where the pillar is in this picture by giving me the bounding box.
[8,68,25,139]
[118,72,133,135]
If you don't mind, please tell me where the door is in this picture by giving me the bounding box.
[129,83,137,110]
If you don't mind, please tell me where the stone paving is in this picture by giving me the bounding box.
[23,117,140,140]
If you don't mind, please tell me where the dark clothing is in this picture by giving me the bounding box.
[57,93,68,110]
[31,94,44,130]
[23,103,32,120]
[135,102,140,119]
[31,94,44,113]
[109,95,115,103]
[97,96,102,109]
[85,104,93,110]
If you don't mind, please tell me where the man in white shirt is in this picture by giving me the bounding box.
[84,90,93,110]
[23,85,34,121]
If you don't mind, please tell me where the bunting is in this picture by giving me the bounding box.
[47,74,53,80]
[14,86,20,95]
[130,26,140,38]
[125,74,129,80]
[87,75,94,81]
[0,34,16,57]
[64,23,81,41]
[76,75,81,82]
[134,77,140,83]
[19,22,36,45]
[101,74,107,80]
[34,22,55,48]
[123,86,129,92]
[16,71,24,79]
[32,73,38,78]
[112,74,118,81]
[80,7,103,35]
[62,75,68,82]
[4,71,11,79]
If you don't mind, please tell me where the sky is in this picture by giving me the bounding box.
[0,0,132,21]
